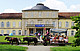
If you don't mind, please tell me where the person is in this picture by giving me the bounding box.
[61,35,65,43]
[54,34,59,43]
[50,35,54,43]
[64,36,68,43]
[38,33,41,40]
[46,30,49,35]
[59,35,62,41]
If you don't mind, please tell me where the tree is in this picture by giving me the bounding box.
[71,15,80,47]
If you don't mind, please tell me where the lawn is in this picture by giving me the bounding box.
[0,45,28,51]
[68,36,76,43]
[50,46,80,51]
[0,36,76,43]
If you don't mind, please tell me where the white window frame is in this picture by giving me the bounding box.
[25,12,27,17]
[71,31,74,36]
[18,30,21,35]
[25,22,27,26]
[7,30,9,34]
[39,12,41,17]
[71,22,74,26]
[7,22,10,27]
[65,21,69,27]
[1,30,4,34]
[52,21,55,27]
[1,22,4,27]
[53,12,55,17]
[59,22,62,27]
[13,22,16,27]
[47,12,49,17]
[19,21,21,27]
[31,12,33,17]
[12,30,16,35]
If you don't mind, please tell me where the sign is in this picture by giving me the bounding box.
[35,25,45,27]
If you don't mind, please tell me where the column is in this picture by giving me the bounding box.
[27,28,29,36]
[33,28,36,35]
[22,19,25,35]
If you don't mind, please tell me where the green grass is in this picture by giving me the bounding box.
[50,46,80,51]
[68,36,76,43]
[0,45,28,51]
[0,36,36,42]
[0,36,76,43]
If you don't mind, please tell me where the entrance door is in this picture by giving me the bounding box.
[36,28,43,34]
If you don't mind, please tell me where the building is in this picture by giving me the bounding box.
[0,3,80,36]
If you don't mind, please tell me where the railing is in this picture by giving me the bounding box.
[26,24,54,27]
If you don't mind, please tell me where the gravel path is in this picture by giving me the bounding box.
[19,45,57,51]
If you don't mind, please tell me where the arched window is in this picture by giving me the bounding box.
[1,22,4,27]
[7,22,10,27]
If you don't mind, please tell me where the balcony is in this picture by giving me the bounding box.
[26,24,54,27]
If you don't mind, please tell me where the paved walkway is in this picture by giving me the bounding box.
[19,45,57,51]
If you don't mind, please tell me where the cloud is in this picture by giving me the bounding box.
[41,0,80,12]
[2,9,18,13]
[42,0,67,12]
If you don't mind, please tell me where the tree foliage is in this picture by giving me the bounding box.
[71,14,80,46]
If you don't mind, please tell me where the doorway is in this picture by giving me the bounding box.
[36,28,43,35]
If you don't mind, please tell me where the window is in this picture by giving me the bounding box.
[12,30,16,35]
[67,31,69,36]
[47,21,49,24]
[25,12,27,17]
[38,21,41,24]
[31,21,33,24]
[52,22,56,27]
[19,22,21,27]
[65,21,69,27]
[47,12,49,17]
[25,22,27,26]
[31,12,33,17]
[7,22,10,27]
[39,12,41,17]
[13,22,16,27]
[71,31,74,36]
[71,22,74,26]
[1,22,4,27]
[25,30,27,35]
[59,22,62,27]
[18,30,21,35]
[1,30,4,34]
[53,12,55,17]
[7,30,9,34]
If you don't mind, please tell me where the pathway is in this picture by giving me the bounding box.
[19,45,57,51]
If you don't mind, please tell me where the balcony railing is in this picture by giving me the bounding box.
[26,24,54,27]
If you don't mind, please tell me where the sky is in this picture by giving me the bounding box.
[0,0,80,13]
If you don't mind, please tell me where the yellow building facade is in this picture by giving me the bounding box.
[0,3,79,36]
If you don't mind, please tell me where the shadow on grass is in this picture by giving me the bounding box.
[72,50,80,51]
[0,49,26,51]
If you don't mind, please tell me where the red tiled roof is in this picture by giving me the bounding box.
[0,12,80,19]
[58,12,80,19]
[0,13,22,19]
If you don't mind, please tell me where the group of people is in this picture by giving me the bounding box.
[49,34,68,44]
[35,30,68,44]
